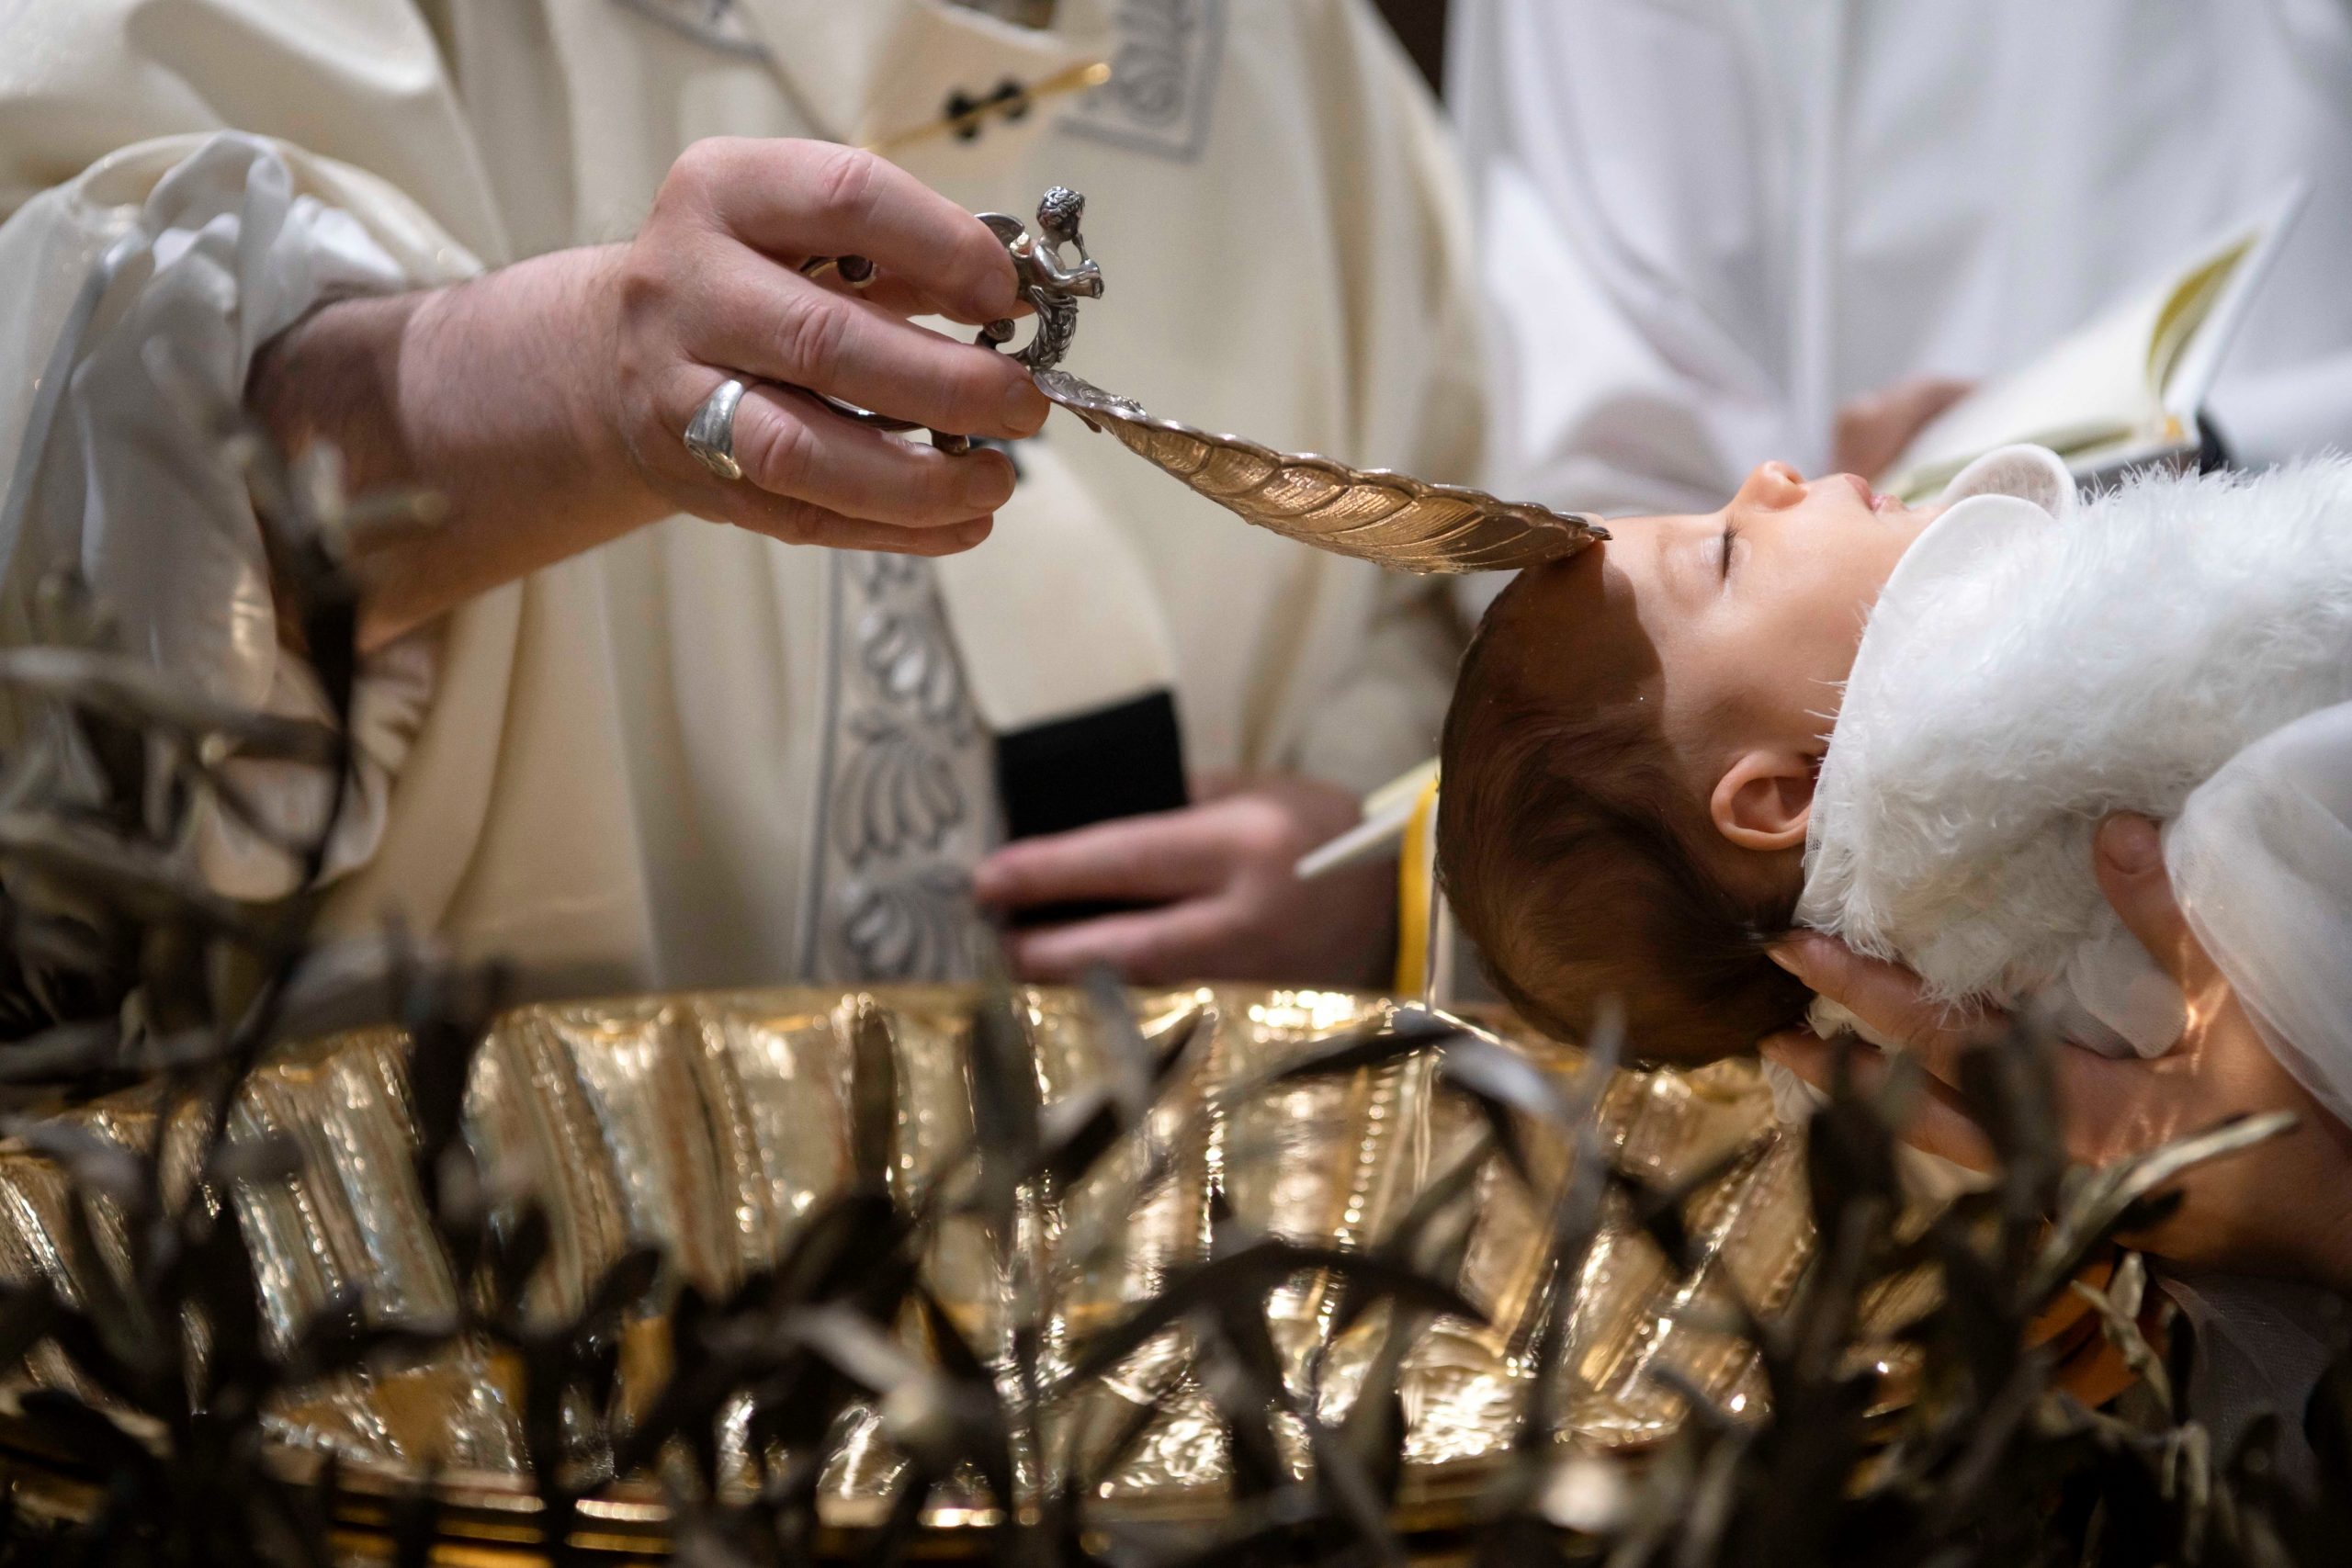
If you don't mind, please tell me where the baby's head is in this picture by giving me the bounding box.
[1440,461,1935,1062]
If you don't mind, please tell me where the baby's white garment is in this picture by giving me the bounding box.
[1798,446,2352,1122]
[1799,443,2352,1456]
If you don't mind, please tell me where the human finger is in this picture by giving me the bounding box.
[830,273,967,322]
[1759,1029,1997,1171]
[1189,770,1247,804]
[1883,375,1974,432]
[697,483,994,556]
[1831,375,1975,479]
[1006,898,1238,984]
[688,139,1021,324]
[701,380,1017,525]
[972,811,1234,912]
[2093,813,2221,995]
[1768,931,2006,1083]
[820,269,1035,326]
[688,258,1047,440]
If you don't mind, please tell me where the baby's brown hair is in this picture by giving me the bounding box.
[1437,561,1809,1064]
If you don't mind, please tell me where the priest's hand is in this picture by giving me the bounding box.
[1762,814,2352,1295]
[970,774,1396,988]
[596,138,1046,548]
[250,139,1047,650]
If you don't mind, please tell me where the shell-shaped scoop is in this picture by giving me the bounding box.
[1035,369,1607,574]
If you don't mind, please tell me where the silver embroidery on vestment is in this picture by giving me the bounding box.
[1060,0,1225,163]
[805,554,998,984]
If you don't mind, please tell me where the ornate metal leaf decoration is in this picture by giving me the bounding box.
[1035,369,1608,574]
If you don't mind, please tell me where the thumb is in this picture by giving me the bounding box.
[1767,931,2004,1065]
[2094,813,2218,992]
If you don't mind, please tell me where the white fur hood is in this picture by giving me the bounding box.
[1798,446,2352,1054]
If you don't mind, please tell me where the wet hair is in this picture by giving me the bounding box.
[1437,574,1809,1064]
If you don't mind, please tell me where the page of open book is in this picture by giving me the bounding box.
[1883,182,2306,499]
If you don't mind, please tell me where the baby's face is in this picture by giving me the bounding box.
[1616,461,1934,749]
[1503,462,1936,829]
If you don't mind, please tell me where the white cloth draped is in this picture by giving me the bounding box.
[2172,701,2352,1134]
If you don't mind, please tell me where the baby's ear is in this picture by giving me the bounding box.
[1709,750,1815,852]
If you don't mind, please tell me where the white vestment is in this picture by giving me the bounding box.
[1447,0,2352,523]
[1802,446,2352,1136]
[0,0,1479,993]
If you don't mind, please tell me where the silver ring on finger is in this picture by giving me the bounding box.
[684,376,751,481]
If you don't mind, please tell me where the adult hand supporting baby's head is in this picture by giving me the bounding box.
[1764,933,2009,1086]
[1759,937,2010,1172]
[1765,814,2352,1296]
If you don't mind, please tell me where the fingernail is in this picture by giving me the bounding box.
[967,254,1019,323]
[1005,378,1048,436]
[962,455,1013,511]
[2098,813,2160,874]
[1766,946,1801,975]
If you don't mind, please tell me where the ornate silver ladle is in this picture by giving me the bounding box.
[808,187,1606,573]
[794,186,1102,456]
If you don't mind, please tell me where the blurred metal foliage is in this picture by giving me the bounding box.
[0,369,2339,1568]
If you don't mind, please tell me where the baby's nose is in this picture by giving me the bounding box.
[1737,460,1809,507]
